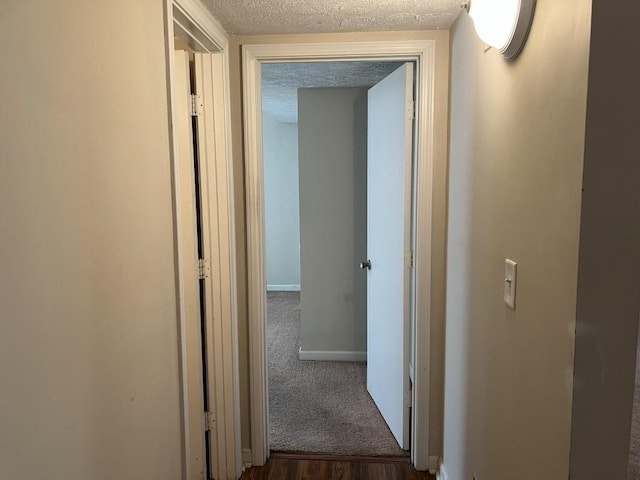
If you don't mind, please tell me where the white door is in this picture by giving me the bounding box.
[173,50,208,479]
[193,52,238,480]
[366,62,414,450]
[173,50,238,480]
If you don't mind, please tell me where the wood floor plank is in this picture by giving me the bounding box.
[270,452,410,464]
[239,457,435,480]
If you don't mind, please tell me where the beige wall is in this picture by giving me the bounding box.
[0,2,183,479]
[228,30,450,455]
[444,0,591,479]
[569,0,640,478]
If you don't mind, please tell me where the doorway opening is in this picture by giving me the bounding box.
[166,2,240,479]
[262,60,411,457]
[243,39,441,471]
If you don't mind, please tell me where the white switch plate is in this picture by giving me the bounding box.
[504,259,517,309]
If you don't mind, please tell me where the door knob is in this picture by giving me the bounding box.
[360,260,371,270]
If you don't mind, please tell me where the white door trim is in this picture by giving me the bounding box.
[171,0,228,51]
[243,40,437,470]
[165,2,241,479]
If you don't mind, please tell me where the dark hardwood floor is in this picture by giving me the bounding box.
[240,453,436,480]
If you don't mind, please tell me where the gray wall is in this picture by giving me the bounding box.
[444,0,591,478]
[298,87,368,355]
[0,1,182,479]
[569,0,640,477]
[263,113,301,290]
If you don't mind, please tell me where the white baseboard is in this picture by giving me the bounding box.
[241,448,252,471]
[266,284,300,291]
[298,347,366,362]
[436,460,450,480]
[428,455,440,474]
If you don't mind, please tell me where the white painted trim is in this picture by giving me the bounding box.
[165,6,195,479]
[171,0,228,51]
[266,284,300,291]
[428,455,440,474]
[166,2,241,479]
[298,348,367,362]
[243,44,270,467]
[241,448,253,470]
[243,40,439,470]
[244,41,437,62]
[411,38,438,473]
[436,461,450,480]
[168,45,202,480]
[194,52,239,480]
[222,44,244,480]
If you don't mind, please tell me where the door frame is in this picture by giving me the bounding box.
[242,39,442,471]
[164,1,241,479]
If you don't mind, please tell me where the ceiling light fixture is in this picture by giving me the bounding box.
[462,0,536,60]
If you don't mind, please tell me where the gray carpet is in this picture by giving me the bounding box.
[267,291,407,457]
[629,335,640,479]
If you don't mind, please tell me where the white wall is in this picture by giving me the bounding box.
[298,87,368,356]
[0,2,182,479]
[569,0,640,477]
[263,114,301,290]
[444,0,591,478]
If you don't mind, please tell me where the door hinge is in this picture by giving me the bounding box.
[198,258,210,279]
[205,411,215,431]
[190,94,203,116]
[407,100,415,120]
[405,250,414,269]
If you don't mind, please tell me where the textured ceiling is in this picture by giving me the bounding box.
[202,0,462,35]
[262,61,404,124]
[208,1,463,124]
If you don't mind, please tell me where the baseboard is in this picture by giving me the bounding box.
[241,448,252,471]
[266,284,300,291]
[428,455,440,474]
[298,347,366,362]
[436,459,450,480]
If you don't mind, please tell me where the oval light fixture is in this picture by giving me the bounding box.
[464,0,537,60]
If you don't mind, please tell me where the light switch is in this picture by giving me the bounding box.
[504,259,517,310]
